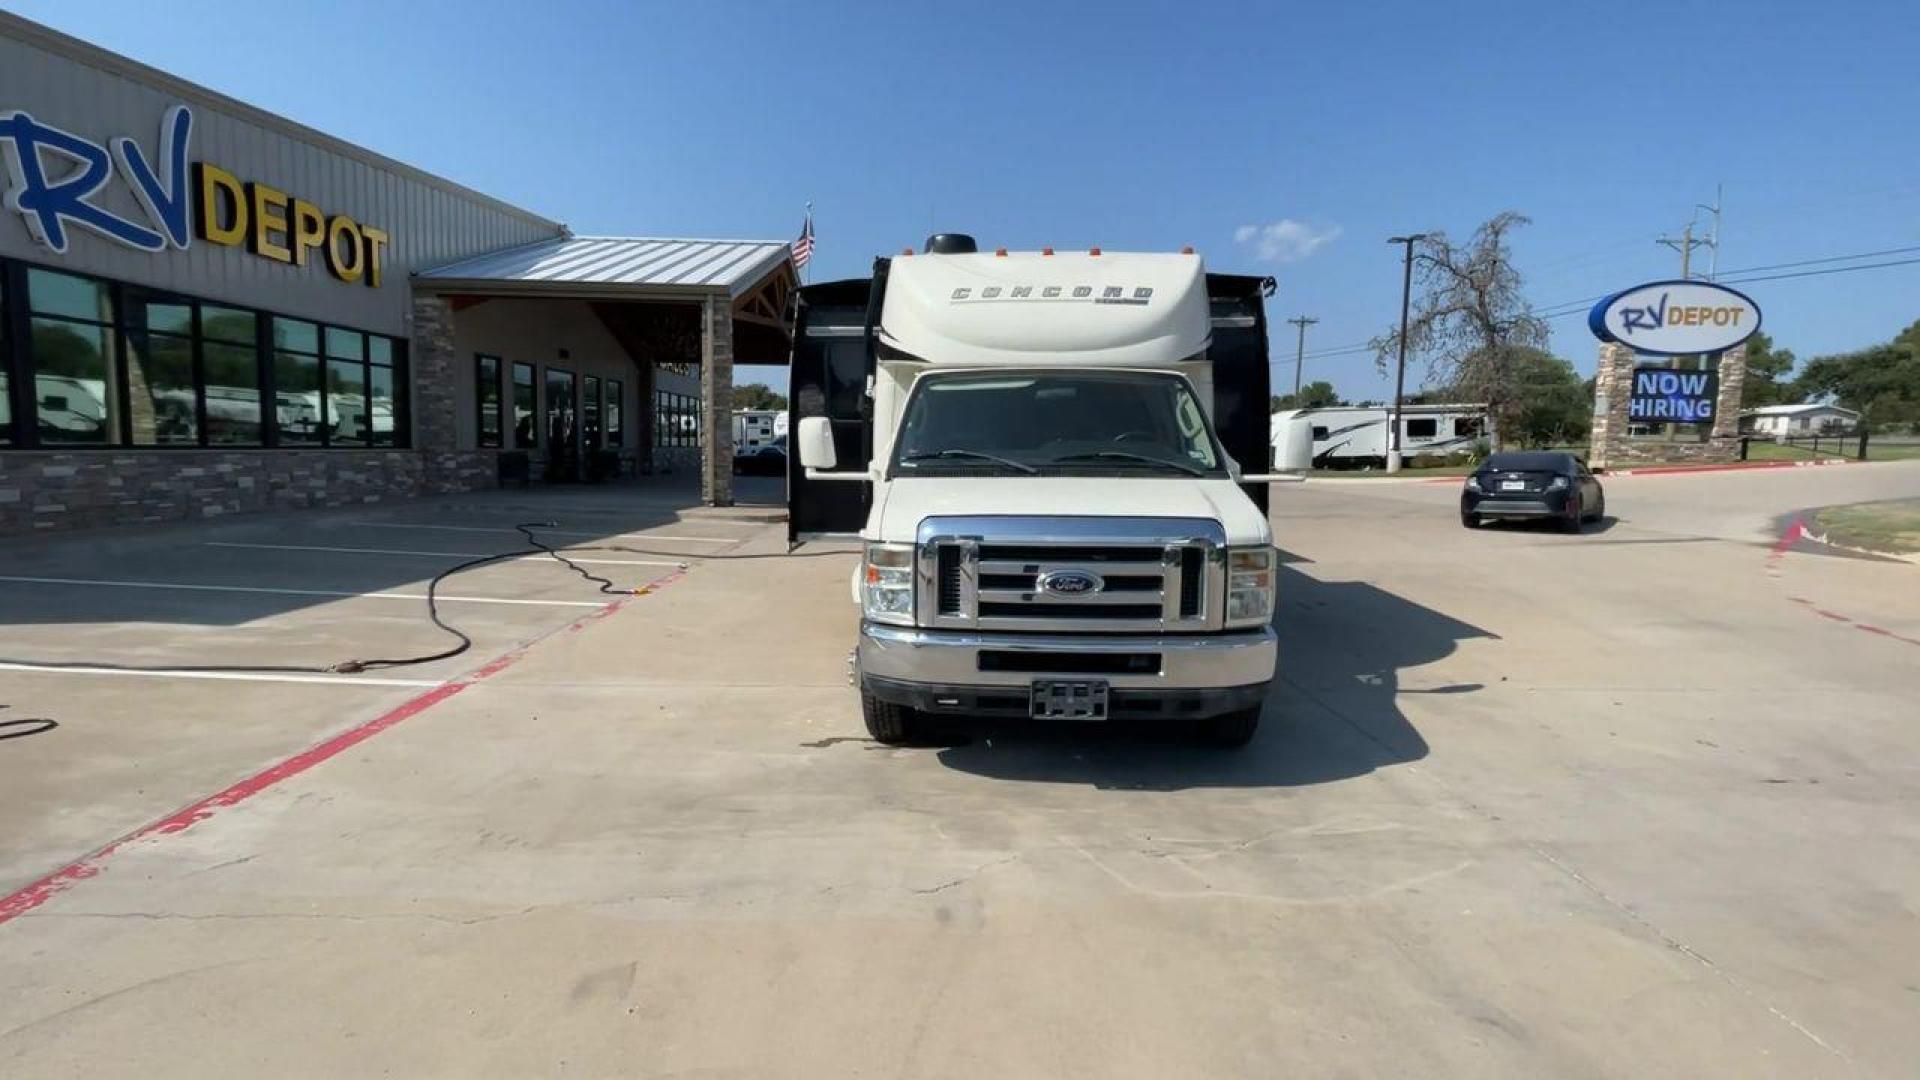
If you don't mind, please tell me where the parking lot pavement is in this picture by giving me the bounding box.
[2,465,1918,1077]
[0,480,771,895]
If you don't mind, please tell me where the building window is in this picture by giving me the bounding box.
[583,375,603,451]
[606,379,624,447]
[654,390,701,448]
[324,327,367,445]
[274,318,324,446]
[203,305,262,445]
[511,361,537,447]
[476,354,503,448]
[1405,417,1438,439]
[125,299,197,445]
[1453,417,1482,439]
[0,258,401,452]
[367,334,401,448]
[122,293,263,447]
[28,268,120,445]
[545,367,576,450]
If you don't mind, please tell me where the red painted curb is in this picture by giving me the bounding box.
[0,577,679,927]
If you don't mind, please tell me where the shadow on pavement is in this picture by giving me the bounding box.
[935,560,1497,791]
[0,476,784,630]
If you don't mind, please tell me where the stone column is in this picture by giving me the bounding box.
[699,293,735,506]
[410,293,459,455]
[1712,344,1747,443]
[1588,342,1635,471]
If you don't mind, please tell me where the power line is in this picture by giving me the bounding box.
[1714,244,1920,277]
[1720,255,1920,286]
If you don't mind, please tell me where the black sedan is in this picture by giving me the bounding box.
[1461,451,1605,532]
[733,435,787,476]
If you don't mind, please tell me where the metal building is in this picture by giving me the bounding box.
[0,12,793,534]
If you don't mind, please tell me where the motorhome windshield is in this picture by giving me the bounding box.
[891,371,1224,478]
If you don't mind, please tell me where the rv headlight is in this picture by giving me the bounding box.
[1225,545,1275,626]
[862,542,916,625]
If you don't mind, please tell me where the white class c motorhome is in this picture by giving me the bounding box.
[790,235,1311,747]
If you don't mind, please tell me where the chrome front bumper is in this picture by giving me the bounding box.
[857,622,1277,691]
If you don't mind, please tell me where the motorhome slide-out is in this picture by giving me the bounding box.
[791,236,1311,748]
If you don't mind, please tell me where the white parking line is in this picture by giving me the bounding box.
[0,661,440,688]
[205,541,683,567]
[354,522,745,543]
[0,574,605,608]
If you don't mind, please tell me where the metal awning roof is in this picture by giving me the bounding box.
[416,236,794,298]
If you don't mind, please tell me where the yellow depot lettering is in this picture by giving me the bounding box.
[194,163,247,246]
[359,224,389,288]
[247,182,293,263]
[325,214,365,283]
[1728,308,1743,325]
[290,199,327,267]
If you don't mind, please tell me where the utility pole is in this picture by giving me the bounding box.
[1658,217,1714,281]
[1285,315,1317,396]
[1695,183,1722,281]
[1386,234,1427,473]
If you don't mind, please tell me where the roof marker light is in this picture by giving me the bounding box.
[901,247,913,256]
[995,247,1007,257]
[1042,247,1054,256]
[1181,245,1195,254]
[1089,246,1102,256]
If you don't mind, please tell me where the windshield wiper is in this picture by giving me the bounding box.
[901,449,1038,474]
[1050,450,1205,477]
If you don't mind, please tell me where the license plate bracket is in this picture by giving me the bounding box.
[1500,480,1526,491]
[1030,679,1110,721]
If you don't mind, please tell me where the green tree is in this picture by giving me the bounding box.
[1794,339,1920,431]
[1740,331,1797,408]
[1501,348,1591,447]
[1270,380,1342,411]
[732,383,788,411]
[1372,212,1548,448]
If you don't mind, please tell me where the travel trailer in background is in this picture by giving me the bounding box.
[1270,403,1491,469]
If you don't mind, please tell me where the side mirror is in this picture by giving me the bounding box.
[796,416,838,471]
[1274,416,1314,472]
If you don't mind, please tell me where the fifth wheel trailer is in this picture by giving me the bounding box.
[786,235,1309,747]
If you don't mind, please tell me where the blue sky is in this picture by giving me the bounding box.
[16,0,1919,400]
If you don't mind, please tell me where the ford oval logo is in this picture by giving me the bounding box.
[1037,570,1104,596]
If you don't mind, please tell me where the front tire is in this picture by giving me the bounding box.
[1198,706,1262,748]
[1461,511,1482,529]
[862,689,927,746]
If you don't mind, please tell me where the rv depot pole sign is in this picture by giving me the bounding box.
[1589,279,1762,424]
[0,105,389,286]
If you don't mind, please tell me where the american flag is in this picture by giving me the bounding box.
[790,212,814,270]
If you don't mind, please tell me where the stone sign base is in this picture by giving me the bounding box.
[1589,341,1747,472]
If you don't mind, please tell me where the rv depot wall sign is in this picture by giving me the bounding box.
[0,104,389,287]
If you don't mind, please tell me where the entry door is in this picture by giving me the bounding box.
[788,278,876,542]
[1207,273,1276,514]
[545,367,578,481]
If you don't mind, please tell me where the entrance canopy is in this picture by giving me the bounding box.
[417,236,796,364]
[416,235,797,507]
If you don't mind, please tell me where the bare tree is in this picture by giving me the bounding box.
[1373,212,1547,446]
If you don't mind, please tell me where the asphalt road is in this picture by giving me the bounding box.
[1,463,1917,1078]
